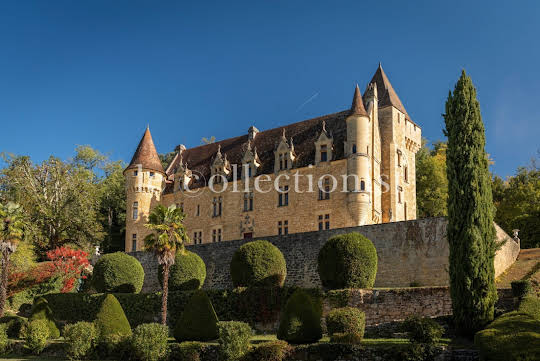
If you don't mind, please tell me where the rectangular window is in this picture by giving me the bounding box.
[278,220,288,235]
[404,166,409,182]
[193,231,203,244]
[321,144,327,162]
[131,234,137,252]
[319,214,330,230]
[318,179,330,200]
[212,229,217,242]
[218,228,222,242]
[398,190,402,204]
[196,204,200,216]
[132,202,138,220]
[133,170,138,176]
[278,186,289,207]
[213,197,223,217]
[244,192,254,211]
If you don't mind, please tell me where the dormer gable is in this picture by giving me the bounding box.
[274,129,296,172]
[174,154,192,191]
[241,140,260,178]
[211,145,231,183]
[315,120,333,165]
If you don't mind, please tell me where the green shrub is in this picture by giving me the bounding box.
[512,280,533,299]
[329,332,363,345]
[475,311,540,361]
[23,319,49,354]
[28,297,60,339]
[403,316,444,344]
[277,289,322,344]
[317,232,378,289]
[168,341,205,361]
[63,321,98,360]
[131,323,169,361]
[217,321,252,361]
[0,324,8,355]
[0,314,27,339]
[230,240,287,288]
[174,290,219,342]
[93,252,144,293]
[94,294,132,342]
[518,296,540,320]
[242,340,291,361]
[158,251,206,291]
[325,307,365,337]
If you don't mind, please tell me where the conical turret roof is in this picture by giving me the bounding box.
[125,127,165,175]
[368,63,410,118]
[350,84,368,116]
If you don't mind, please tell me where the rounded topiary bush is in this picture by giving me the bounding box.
[63,321,99,360]
[28,297,60,339]
[326,307,366,337]
[158,251,206,291]
[317,232,378,289]
[230,240,287,288]
[93,252,145,293]
[94,294,132,342]
[131,323,169,361]
[277,289,322,344]
[174,290,219,342]
[511,280,532,299]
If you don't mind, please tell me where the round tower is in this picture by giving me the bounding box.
[124,127,166,252]
[346,85,371,225]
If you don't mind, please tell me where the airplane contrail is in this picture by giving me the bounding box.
[295,91,320,112]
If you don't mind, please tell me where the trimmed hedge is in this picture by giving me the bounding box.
[158,251,206,291]
[230,240,287,288]
[28,297,60,339]
[475,311,540,361]
[217,321,252,361]
[325,307,365,337]
[403,315,444,344]
[277,289,322,344]
[131,323,169,361]
[0,314,27,339]
[168,341,207,361]
[317,232,378,289]
[23,319,49,354]
[174,290,219,342]
[519,296,540,320]
[63,321,99,360]
[511,280,532,299]
[94,294,132,341]
[243,340,291,361]
[93,252,145,293]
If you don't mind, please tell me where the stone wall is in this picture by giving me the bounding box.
[131,217,519,292]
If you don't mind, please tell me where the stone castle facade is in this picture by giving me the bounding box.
[124,65,421,251]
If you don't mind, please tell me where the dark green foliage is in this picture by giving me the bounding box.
[317,232,378,289]
[474,311,540,361]
[403,316,444,344]
[0,324,8,355]
[174,290,219,342]
[94,294,132,341]
[63,321,98,360]
[277,289,322,344]
[518,296,540,320]
[23,319,49,354]
[93,252,145,293]
[168,341,206,361]
[329,332,363,344]
[242,340,291,361]
[0,314,27,338]
[511,280,532,299]
[217,321,252,360]
[158,251,206,291]
[230,240,287,288]
[325,307,365,337]
[444,70,497,336]
[28,297,60,339]
[131,323,169,361]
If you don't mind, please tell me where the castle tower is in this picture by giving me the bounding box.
[345,85,371,225]
[124,127,165,252]
[368,64,421,222]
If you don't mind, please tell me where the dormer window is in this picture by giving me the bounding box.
[241,141,260,179]
[315,120,333,165]
[133,170,138,177]
[274,129,296,172]
[211,145,231,184]
[149,172,155,177]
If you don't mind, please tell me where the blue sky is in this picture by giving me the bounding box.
[1,0,538,177]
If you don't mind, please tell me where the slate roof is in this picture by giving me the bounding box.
[366,63,410,119]
[125,127,165,175]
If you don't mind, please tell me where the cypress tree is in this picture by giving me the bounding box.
[444,70,497,337]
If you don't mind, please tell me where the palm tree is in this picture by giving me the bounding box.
[144,204,189,324]
[0,202,25,317]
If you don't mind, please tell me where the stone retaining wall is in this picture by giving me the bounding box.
[131,217,519,292]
